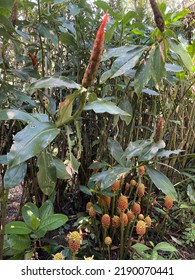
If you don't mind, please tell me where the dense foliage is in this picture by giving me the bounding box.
[0,0,194,260]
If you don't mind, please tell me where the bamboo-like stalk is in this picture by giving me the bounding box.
[0,187,9,260]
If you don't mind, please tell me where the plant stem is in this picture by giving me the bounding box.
[0,187,9,260]
[119,213,124,259]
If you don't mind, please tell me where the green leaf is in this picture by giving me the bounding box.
[108,138,125,166]
[132,243,150,252]
[34,214,68,238]
[0,0,14,10]
[5,235,31,251]
[4,162,27,189]
[39,200,54,221]
[30,215,41,231]
[168,38,193,72]
[80,185,92,196]
[5,221,32,235]
[134,51,153,95]
[154,242,177,252]
[124,139,152,159]
[165,63,183,72]
[38,24,58,45]
[139,140,166,161]
[0,14,15,32]
[30,76,81,90]
[145,166,177,200]
[52,157,71,180]
[7,121,60,168]
[0,109,37,123]
[110,46,146,78]
[157,149,183,157]
[84,100,131,117]
[37,150,57,196]
[152,45,166,87]
[102,45,140,61]
[59,32,77,46]
[142,88,159,96]
[187,184,195,204]
[22,203,39,227]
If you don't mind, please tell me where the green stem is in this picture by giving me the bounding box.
[0,187,9,260]
[119,213,124,259]
[124,219,136,259]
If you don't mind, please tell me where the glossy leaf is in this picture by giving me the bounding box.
[52,157,71,180]
[59,32,77,46]
[84,100,131,117]
[4,162,27,189]
[139,140,166,161]
[154,242,177,252]
[0,109,36,123]
[7,121,60,168]
[38,24,58,45]
[39,200,54,221]
[5,221,32,235]
[152,45,166,87]
[5,235,31,251]
[168,38,193,72]
[30,76,81,90]
[145,166,177,200]
[22,203,39,227]
[37,150,57,196]
[134,53,153,95]
[108,138,125,166]
[33,214,68,238]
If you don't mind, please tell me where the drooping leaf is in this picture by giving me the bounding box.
[4,162,27,189]
[102,45,141,61]
[7,121,60,168]
[51,157,71,180]
[30,76,81,90]
[165,63,183,72]
[0,109,36,123]
[5,221,32,235]
[84,99,131,117]
[157,149,183,157]
[145,166,177,200]
[134,52,153,95]
[108,138,125,166]
[142,88,160,96]
[38,24,58,45]
[168,38,193,72]
[80,185,93,196]
[139,140,166,161]
[132,243,150,252]
[152,44,166,87]
[187,184,195,204]
[37,150,57,196]
[124,139,152,159]
[59,32,77,46]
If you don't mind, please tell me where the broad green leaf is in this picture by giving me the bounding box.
[30,76,81,90]
[118,97,132,125]
[110,46,146,78]
[0,155,7,165]
[0,14,15,32]
[100,69,112,84]
[139,140,166,161]
[37,150,57,196]
[38,24,58,45]
[34,214,68,238]
[171,9,189,22]
[152,44,166,86]
[84,100,131,117]
[108,138,125,166]
[157,149,183,157]
[15,29,30,41]
[5,235,31,251]
[4,162,27,189]
[145,166,177,200]
[80,185,92,196]
[154,242,177,252]
[59,32,77,46]
[165,63,183,72]
[52,157,71,180]
[39,200,54,221]
[30,215,41,231]
[102,45,140,61]
[93,204,102,214]
[7,121,60,168]
[90,166,131,189]
[22,203,39,227]
[142,88,159,96]
[124,139,152,159]
[0,109,36,123]
[187,184,195,204]
[0,0,14,10]
[5,221,32,235]
[105,21,118,43]
[134,49,153,95]
[132,243,150,252]
[168,38,193,72]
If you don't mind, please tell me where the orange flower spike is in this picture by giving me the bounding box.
[82,11,109,88]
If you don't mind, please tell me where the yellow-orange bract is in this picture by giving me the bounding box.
[117,195,128,212]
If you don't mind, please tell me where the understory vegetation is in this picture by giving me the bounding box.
[0,0,195,260]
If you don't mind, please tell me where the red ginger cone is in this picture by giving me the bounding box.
[82,12,109,88]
